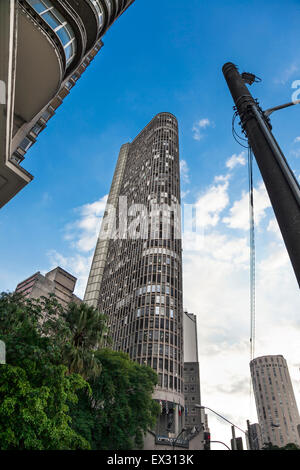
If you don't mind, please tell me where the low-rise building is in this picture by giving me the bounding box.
[15,266,81,309]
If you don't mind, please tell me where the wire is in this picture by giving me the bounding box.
[248,146,256,363]
[232,111,256,417]
[232,111,249,149]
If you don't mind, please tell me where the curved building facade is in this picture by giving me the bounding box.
[250,355,300,448]
[85,113,185,437]
[0,0,135,208]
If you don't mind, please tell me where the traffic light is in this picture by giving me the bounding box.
[203,432,211,450]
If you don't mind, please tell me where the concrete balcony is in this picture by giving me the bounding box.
[14,6,65,133]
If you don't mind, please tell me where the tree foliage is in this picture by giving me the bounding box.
[0,293,90,450]
[43,300,111,379]
[262,441,300,451]
[70,349,160,450]
[0,364,89,450]
[0,292,160,450]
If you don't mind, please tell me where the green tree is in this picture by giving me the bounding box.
[44,301,110,380]
[262,441,300,450]
[0,292,90,450]
[70,349,160,450]
[0,364,89,450]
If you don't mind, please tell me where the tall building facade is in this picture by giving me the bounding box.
[250,355,300,448]
[0,0,134,208]
[85,112,185,437]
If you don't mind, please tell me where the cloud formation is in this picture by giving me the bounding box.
[226,151,246,170]
[192,118,213,141]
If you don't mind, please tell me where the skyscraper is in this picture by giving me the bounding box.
[250,355,300,448]
[85,112,185,437]
[0,0,134,208]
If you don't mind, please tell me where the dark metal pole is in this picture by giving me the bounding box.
[223,62,300,289]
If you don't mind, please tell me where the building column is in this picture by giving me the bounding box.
[174,403,179,436]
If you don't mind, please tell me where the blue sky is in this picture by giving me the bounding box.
[2,0,300,448]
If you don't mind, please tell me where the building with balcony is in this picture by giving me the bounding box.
[0,0,135,208]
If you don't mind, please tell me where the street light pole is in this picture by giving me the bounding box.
[196,405,246,451]
[196,405,246,435]
[210,441,231,451]
[231,426,237,451]
[222,62,300,289]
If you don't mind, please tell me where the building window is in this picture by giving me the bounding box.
[27,0,77,66]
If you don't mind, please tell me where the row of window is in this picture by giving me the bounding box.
[28,0,77,65]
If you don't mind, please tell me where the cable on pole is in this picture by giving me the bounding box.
[248,146,256,363]
[232,111,256,413]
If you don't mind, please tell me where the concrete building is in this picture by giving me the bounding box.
[246,422,263,450]
[0,0,134,208]
[15,266,81,309]
[183,312,202,432]
[85,112,185,441]
[250,355,300,448]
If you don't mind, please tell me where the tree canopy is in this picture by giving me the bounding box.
[70,349,160,450]
[0,292,159,450]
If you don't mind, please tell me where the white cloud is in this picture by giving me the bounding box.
[192,118,213,141]
[64,195,108,253]
[223,182,271,230]
[294,136,300,143]
[47,195,108,298]
[267,217,281,239]
[47,249,93,299]
[226,151,246,170]
[194,179,230,229]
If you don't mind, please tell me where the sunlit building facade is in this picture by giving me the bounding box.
[0,0,134,207]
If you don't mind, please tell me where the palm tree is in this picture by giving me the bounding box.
[61,302,111,380]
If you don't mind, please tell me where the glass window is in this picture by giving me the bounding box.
[27,0,76,66]
[27,0,52,14]
[56,26,71,46]
[42,10,61,29]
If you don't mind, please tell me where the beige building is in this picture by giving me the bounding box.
[15,266,81,309]
[250,355,300,448]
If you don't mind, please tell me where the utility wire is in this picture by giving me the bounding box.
[232,114,256,417]
[248,146,256,363]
